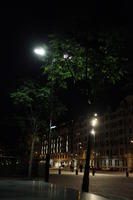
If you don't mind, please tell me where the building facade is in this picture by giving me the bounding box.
[40,96,133,171]
[40,121,74,168]
[95,96,133,171]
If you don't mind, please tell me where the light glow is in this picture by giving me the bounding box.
[50,125,56,129]
[34,47,45,56]
[63,53,69,59]
[91,118,97,127]
[91,129,95,135]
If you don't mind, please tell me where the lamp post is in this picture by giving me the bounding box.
[82,113,98,192]
[34,47,53,182]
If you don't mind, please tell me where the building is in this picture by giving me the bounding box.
[40,121,74,168]
[40,96,133,171]
[95,96,133,171]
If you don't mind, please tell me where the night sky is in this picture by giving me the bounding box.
[0,3,133,150]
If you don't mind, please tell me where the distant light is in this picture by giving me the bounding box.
[63,53,69,59]
[94,113,98,117]
[91,129,95,135]
[51,125,56,129]
[91,118,97,127]
[34,47,45,56]
[88,99,91,104]
[63,53,72,59]
[131,140,133,144]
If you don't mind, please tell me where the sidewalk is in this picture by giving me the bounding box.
[50,168,133,177]
[0,180,109,200]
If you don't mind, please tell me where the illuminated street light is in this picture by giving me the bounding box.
[34,47,46,56]
[91,129,95,135]
[131,140,133,144]
[94,113,97,117]
[91,118,97,127]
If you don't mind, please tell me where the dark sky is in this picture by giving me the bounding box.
[0,3,133,116]
[0,3,133,150]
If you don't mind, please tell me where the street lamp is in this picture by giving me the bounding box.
[34,46,52,182]
[34,47,46,56]
[91,129,95,136]
[82,113,98,192]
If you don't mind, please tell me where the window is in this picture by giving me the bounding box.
[106,132,109,137]
[129,128,132,134]
[66,136,69,152]
[120,148,124,155]
[109,160,112,166]
[119,129,123,135]
[115,160,119,166]
[104,160,106,166]
[120,138,123,144]
[106,150,109,156]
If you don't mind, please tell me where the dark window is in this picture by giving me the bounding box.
[106,132,109,137]
[129,128,132,134]
[106,150,109,155]
[115,160,119,166]
[119,129,123,135]
[120,148,124,155]
[109,160,112,166]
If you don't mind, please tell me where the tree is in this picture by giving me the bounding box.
[11,80,66,179]
[42,33,127,107]
[41,32,128,191]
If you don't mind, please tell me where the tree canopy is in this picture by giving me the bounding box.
[41,33,128,111]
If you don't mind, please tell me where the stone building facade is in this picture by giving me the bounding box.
[40,96,133,171]
[95,96,133,171]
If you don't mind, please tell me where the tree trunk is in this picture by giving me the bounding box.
[45,118,52,182]
[82,134,91,192]
[28,131,36,179]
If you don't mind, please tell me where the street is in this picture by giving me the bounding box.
[49,170,133,200]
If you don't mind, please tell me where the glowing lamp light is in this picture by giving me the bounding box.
[34,47,45,56]
[91,129,95,135]
[91,118,97,127]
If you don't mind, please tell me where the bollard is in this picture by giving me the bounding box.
[58,168,61,175]
[126,171,129,177]
[92,170,95,176]
[76,169,78,175]
[126,168,129,177]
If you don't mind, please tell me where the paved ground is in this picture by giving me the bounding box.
[0,180,109,200]
[0,171,132,199]
[49,169,133,200]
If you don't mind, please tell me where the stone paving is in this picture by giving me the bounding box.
[0,180,109,200]
[49,171,133,200]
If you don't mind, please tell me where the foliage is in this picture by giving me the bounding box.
[11,80,67,132]
[41,33,127,104]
